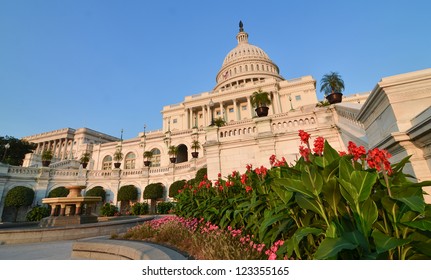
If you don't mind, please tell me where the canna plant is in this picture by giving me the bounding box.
[175,130,431,260]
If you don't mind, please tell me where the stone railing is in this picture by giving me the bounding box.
[271,113,318,133]
[88,170,113,178]
[334,104,364,129]
[49,159,81,169]
[7,166,40,176]
[49,170,80,177]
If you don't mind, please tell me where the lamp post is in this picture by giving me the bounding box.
[289,95,294,111]
[2,143,10,163]
[209,99,214,126]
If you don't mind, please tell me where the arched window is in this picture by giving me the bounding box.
[176,144,188,163]
[151,148,161,167]
[102,155,112,170]
[125,152,136,169]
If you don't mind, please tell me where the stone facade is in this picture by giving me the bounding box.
[1,24,430,221]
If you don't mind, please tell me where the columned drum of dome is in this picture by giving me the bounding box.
[214,22,283,91]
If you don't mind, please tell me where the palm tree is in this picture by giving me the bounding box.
[168,145,178,163]
[320,72,345,95]
[250,89,271,117]
[320,72,345,104]
[191,140,200,158]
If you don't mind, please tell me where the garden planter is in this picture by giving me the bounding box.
[42,161,50,167]
[255,106,269,117]
[325,92,343,104]
[114,162,121,168]
[191,152,199,158]
[81,162,88,168]
[169,157,176,163]
[144,161,151,167]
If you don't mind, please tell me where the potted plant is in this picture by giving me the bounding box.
[320,71,344,104]
[191,140,200,158]
[79,152,91,168]
[41,150,53,167]
[113,149,123,168]
[213,117,226,128]
[250,89,271,117]
[168,145,178,163]
[143,150,153,167]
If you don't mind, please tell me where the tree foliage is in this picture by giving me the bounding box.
[26,205,50,221]
[144,183,164,200]
[5,186,34,208]
[48,187,69,198]
[195,167,207,184]
[169,180,186,198]
[85,186,106,202]
[0,136,36,166]
[117,185,138,201]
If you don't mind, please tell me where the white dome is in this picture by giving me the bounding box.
[214,22,283,91]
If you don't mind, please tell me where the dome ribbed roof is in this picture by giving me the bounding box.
[214,22,283,91]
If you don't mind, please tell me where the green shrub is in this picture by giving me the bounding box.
[195,167,207,184]
[26,205,50,221]
[157,201,175,214]
[85,186,106,202]
[117,185,138,201]
[143,183,164,200]
[5,186,34,208]
[169,180,186,198]
[48,187,69,198]
[100,203,118,217]
[131,202,149,215]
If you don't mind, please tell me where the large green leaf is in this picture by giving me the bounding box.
[296,195,325,218]
[323,140,341,164]
[314,237,357,259]
[271,184,294,204]
[402,219,431,231]
[358,198,378,236]
[288,227,323,258]
[274,178,314,198]
[351,171,378,202]
[371,229,411,254]
[391,186,425,213]
[338,178,358,206]
[302,165,324,196]
[321,177,342,215]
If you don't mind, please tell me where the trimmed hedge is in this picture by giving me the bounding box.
[5,186,34,208]
[195,167,207,183]
[48,187,69,198]
[26,205,50,221]
[117,185,138,201]
[85,186,106,202]
[143,183,164,200]
[169,180,186,198]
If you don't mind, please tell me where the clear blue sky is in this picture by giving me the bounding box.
[1,0,430,140]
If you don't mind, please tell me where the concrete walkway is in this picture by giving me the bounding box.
[0,235,187,260]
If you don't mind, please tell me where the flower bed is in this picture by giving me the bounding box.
[123,130,431,260]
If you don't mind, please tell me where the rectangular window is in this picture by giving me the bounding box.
[229,108,234,113]
[173,118,177,123]
[216,111,221,115]
[199,114,203,119]
[295,95,302,101]
[242,105,247,111]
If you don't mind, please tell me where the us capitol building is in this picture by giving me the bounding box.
[1,23,430,220]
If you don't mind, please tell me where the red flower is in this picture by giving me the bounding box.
[339,151,347,156]
[254,166,268,179]
[313,136,325,155]
[298,130,310,145]
[299,145,311,161]
[246,164,253,172]
[241,173,248,185]
[348,141,366,161]
[245,186,252,193]
[367,148,393,175]
[269,154,277,166]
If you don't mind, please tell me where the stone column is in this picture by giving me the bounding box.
[233,99,240,121]
[219,102,224,120]
[201,105,207,127]
[247,97,254,118]
[60,204,66,216]
[62,139,68,160]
